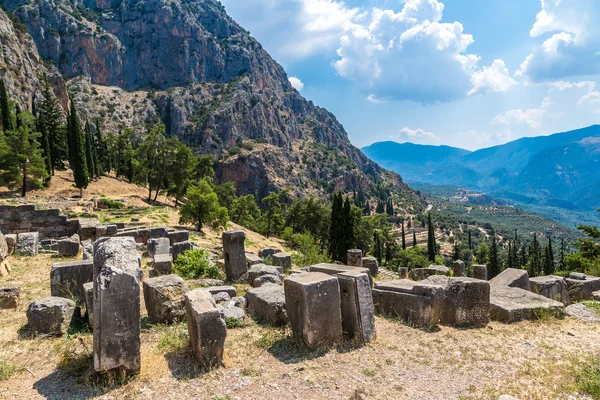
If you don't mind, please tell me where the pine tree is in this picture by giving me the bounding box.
[385,198,394,216]
[427,212,436,262]
[544,237,555,275]
[84,120,95,181]
[67,98,88,197]
[363,201,370,216]
[401,220,406,250]
[0,77,11,132]
[413,230,417,248]
[488,230,500,278]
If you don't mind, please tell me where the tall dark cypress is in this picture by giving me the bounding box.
[329,192,344,262]
[0,78,11,131]
[84,120,95,180]
[401,220,406,250]
[39,76,65,175]
[488,230,500,278]
[342,196,357,261]
[544,237,555,275]
[468,229,472,251]
[67,98,89,197]
[427,212,436,262]
[559,238,567,271]
[413,230,417,248]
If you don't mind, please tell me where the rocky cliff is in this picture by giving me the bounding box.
[0,0,423,211]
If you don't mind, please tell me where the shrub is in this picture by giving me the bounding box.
[576,358,600,398]
[225,317,244,329]
[173,249,223,280]
[0,360,17,381]
[100,198,125,209]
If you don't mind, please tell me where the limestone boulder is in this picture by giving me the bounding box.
[593,290,600,300]
[409,265,450,281]
[565,275,600,301]
[152,254,173,275]
[452,260,466,277]
[27,297,76,335]
[50,259,94,303]
[473,264,488,280]
[247,264,283,287]
[0,230,8,262]
[489,268,530,290]
[246,253,264,268]
[254,274,282,287]
[143,275,189,324]
[16,232,39,256]
[259,248,282,258]
[5,234,16,255]
[82,240,93,260]
[272,252,292,272]
[565,303,600,323]
[362,257,379,277]
[0,287,20,309]
[206,286,237,298]
[148,237,170,257]
[222,230,247,281]
[346,249,362,267]
[212,292,231,304]
[172,240,194,262]
[168,230,189,245]
[529,275,569,304]
[490,286,564,322]
[310,263,372,285]
[245,284,288,326]
[83,282,93,326]
[336,271,376,343]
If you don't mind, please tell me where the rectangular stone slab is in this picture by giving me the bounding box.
[50,259,94,303]
[222,230,247,281]
[490,286,564,323]
[93,237,141,373]
[336,271,376,343]
[284,272,342,348]
[310,263,372,285]
[489,268,530,290]
[565,276,600,301]
[529,275,570,304]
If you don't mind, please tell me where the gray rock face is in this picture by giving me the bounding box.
[83,282,93,326]
[4,234,16,255]
[152,254,173,275]
[362,257,379,277]
[490,286,564,322]
[565,276,600,301]
[272,252,292,272]
[0,230,8,262]
[247,264,283,288]
[409,265,450,281]
[16,232,39,256]
[346,249,362,267]
[452,260,466,277]
[565,303,600,323]
[245,284,288,326]
[529,275,570,304]
[284,272,342,348]
[26,296,76,335]
[336,271,376,343]
[0,287,20,309]
[185,289,227,368]
[473,264,488,280]
[246,254,264,268]
[50,259,94,303]
[143,275,189,324]
[93,237,141,373]
[148,237,170,257]
[222,230,247,281]
[259,248,282,259]
[254,274,283,287]
[490,268,530,290]
[172,240,194,262]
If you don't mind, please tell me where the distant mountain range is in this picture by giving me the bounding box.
[362,126,600,227]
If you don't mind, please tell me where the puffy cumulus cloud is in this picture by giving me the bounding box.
[492,80,600,132]
[289,76,305,91]
[517,0,600,82]
[332,0,513,103]
[393,127,440,144]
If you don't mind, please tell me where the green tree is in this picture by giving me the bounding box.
[468,229,472,251]
[166,141,194,207]
[261,192,283,238]
[0,111,49,196]
[488,231,500,278]
[66,98,88,197]
[476,242,489,264]
[401,220,406,250]
[543,237,555,275]
[452,240,460,261]
[194,155,215,181]
[0,78,11,132]
[84,120,96,181]
[215,181,236,211]
[342,196,358,260]
[413,230,417,248]
[527,233,542,277]
[559,238,567,271]
[38,76,66,175]
[427,212,436,262]
[230,194,260,227]
[179,180,228,231]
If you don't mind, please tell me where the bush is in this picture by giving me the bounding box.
[173,249,223,280]
[290,232,330,268]
[100,198,125,209]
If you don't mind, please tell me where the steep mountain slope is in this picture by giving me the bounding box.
[0,0,423,210]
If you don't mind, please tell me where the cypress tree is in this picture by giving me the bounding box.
[373,232,383,265]
[521,243,527,268]
[507,242,513,269]
[452,240,460,261]
[527,233,542,277]
[559,238,567,271]
[401,220,406,250]
[15,104,21,128]
[39,76,65,175]
[468,229,472,251]
[413,230,417,248]
[544,237,555,275]
[329,192,344,262]
[67,98,88,197]
[84,120,95,181]
[427,212,436,262]
[363,201,370,216]
[342,196,357,261]
[488,230,500,278]
[0,78,11,131]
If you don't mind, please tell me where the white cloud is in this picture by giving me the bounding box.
[367,94,386,104]
[289,76,305,91]
[469,59,517,96]
[454,130,515,150]
[393,127,440,144]
[517,0,600,82]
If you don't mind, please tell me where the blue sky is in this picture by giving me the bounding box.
[220,0,600,151]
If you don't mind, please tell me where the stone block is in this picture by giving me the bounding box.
[409,265,450,281]
[185,289,226,368]
[26,297,76,335]
[172,240,194,262]
[168,230,190,245]
[78,218,100,240]
[222,230,247,281]
[206,286,237,298]
[0,231,8,262]
[83,282,93,326]
[57,234,81,257]
[336,271,376,343]
[96,225,108,237]
[245,284,288,326]
[247,264,283,287]
[16,232,39,256]
[82,240,93,260]
[473,264,487,280]
[5,234,16,255]
[565,276,600,301]
[490,286,564,322]
[489,268,530,290]
[284,272,342,348]
[272,252,292,271]
[565,303,600,323]
[246,253,264,268]
[310,263,372,285]
[372,280,445,327]
[148,237,170,257]
[529,275,570,304]
[143,275,189,324]
[152,254,173,275]
[398,267,408,279]
[346,249,362,267]
[93,237,141,373]
[362,257,379,277]
[452,260,466,277]
[593,290,600,300]
[254,274,282,287]
[569,272,586,280]
[0,287,20,309]
[50,259,94,303]
[138,227,169,244]
[259,248,282,258]
[106,225,118,235]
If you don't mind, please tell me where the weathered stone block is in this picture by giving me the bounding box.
[254,274,282,287]
[83,282,93,326]
[362,257,379,277]
[245,284,288,326]
[593,290,600,300]
[398,267,408,279]
[222,230,247,281]
[285,272,342,348]
[93,237,141,373]
[0,287,19,309]
[167,230,189,245]
[5,234,16,255]
[409,265,450,281]
[490,268,530,290]
[152,254,173,275]
[95,225,108,237]
[148,237,170,257]
[138,227,169,244]
[143,275,189,324]
[347,249,362,267]
[78,218,100,240]
[310,263,372,285]
[26,297,76,335]
[490,286,564,322]
[473,264,487,280]
[57,234,81,257]
[452,260,466,277]
[0,230,8,262]
[16,232,39,256]
[246,253,264,268]
[259,248,282,258]
[529,275,570,304]
[272,252,292,271]
[172,240,194,262]
[185,289,227,368]
[106,225,118,235]
[247,264,283,287]
[50,259,94,303]
[565,276,600,301]
[206,286,237,298]
[336,271,376,343]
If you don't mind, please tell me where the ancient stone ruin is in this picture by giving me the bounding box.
[222,230,247,281]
